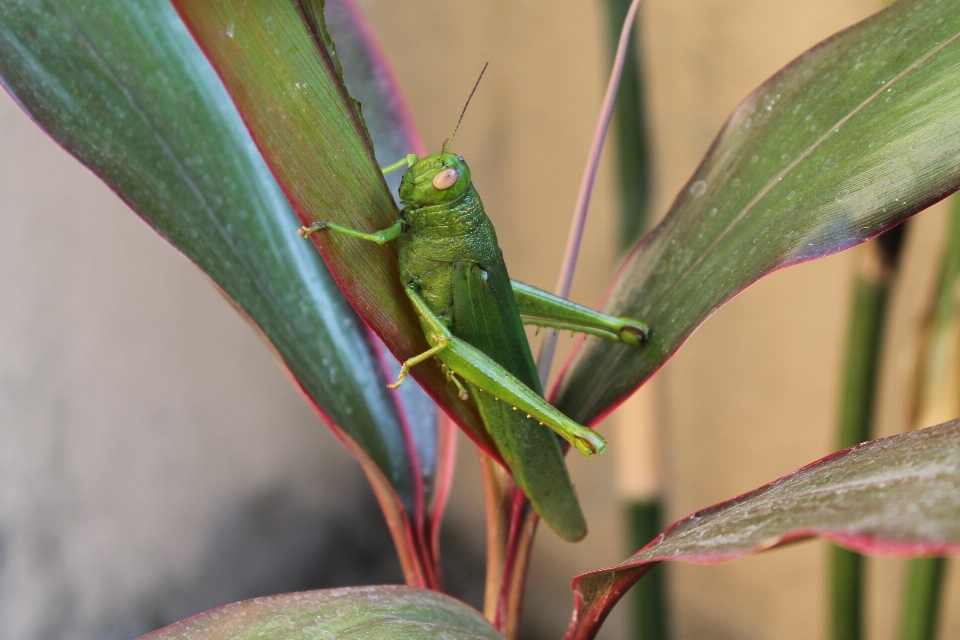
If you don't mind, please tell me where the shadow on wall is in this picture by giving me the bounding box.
[80,485,496,640]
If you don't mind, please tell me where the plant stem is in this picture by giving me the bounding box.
[830,227,905,640]
[896,196,960,640]
[831,545,864,640]
[478,451,537,640]
[898,557,946,640]
[626,499,668,640]
[600,3,660,637]
[602,0,652,252]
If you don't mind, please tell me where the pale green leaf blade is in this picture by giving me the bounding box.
[140,586,505,640]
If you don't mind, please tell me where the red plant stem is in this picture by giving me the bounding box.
[479,453,538,640]
[486,1,643,633]
[480,454,512,618]
[495,496,538,640]
[537,0,642,385]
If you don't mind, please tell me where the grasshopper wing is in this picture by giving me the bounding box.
[452,260,587,542]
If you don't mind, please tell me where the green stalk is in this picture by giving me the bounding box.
[898,558,946,640]
[896,196,960,640]
[830,227,905,640]
[626,499,668,640]
[601,3,661,637]
[602,0,652,251]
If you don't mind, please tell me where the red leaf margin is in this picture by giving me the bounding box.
[173,0,458,589]
[170,0,499,463]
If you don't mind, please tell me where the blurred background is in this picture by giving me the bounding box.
[1,0,957,638]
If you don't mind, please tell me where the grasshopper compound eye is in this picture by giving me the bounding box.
[432,167,459,190]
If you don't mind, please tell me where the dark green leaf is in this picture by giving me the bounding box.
[172,0,495,457]
[140,586,505,640]
[322,0,453,538]
[565,421,960,640]
[0,0,424,518]
[556,0,960,423]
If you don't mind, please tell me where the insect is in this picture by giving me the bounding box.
[299,73,648,542]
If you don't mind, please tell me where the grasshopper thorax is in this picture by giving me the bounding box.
[398,151,472,208]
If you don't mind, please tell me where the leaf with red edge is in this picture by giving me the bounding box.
[324,0,456,575]
[554,0,960,424]
[565,421,960,640]
[172,0,496,459]
[0,0,449,587]
[140,585,505,640]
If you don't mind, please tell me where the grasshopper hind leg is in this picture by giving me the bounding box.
[511,280,649,345]
[403,285,606,457]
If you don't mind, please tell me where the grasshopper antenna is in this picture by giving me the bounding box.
[442,62,488,154]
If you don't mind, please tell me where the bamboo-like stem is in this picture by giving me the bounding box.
[600,2,662,636]
[898,557,947,640]
[626,499,668,640]
[482,2,644,635]
[896,196,960,640]
[830,228,905,640]
[614,383,667,639]
[497,504,538,640]
[602,0,652,252]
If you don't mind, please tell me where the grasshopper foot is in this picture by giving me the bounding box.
[298,221,328,238]
[387,363,411,390]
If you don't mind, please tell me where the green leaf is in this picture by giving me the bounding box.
[171,0,496,457]
[555,0,960,423]
[322,0,454,548]
[565,421,960,640]
[0,0,444,581]
[139,586,505,640]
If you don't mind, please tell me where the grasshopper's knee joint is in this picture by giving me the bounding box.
[618,319,650,346]
[572,431,606,457]
[298,221,328,238]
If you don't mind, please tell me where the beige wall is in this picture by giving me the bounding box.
[0,87,382,638]
[1,1,957,639]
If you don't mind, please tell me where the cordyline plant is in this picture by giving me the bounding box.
[2,0,960,638]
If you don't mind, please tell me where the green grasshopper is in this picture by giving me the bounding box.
[300,97,647,543]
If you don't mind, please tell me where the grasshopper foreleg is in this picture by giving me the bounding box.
[510,280,649,345]
[380,154,419,175]
[299,219,405,245]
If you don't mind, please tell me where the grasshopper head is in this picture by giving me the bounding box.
[398,151,471,207]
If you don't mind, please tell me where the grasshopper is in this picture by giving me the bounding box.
[300,80,647,542]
